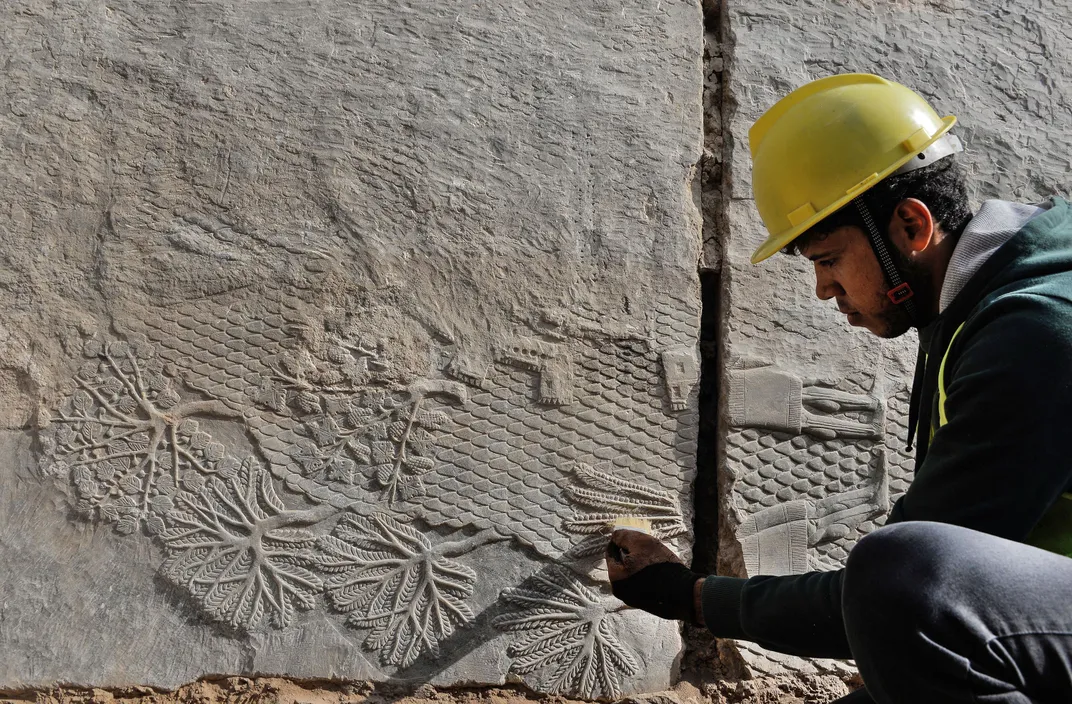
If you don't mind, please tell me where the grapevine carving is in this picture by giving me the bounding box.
[40,337,240,535]
[37,337,480,646]
[34,315,690,696]
[313,513,500,667]
[253,326,389,413]
[247,317,461,506]
[298,389,450,503]
[493,567,639,699]
[562,463,687,556]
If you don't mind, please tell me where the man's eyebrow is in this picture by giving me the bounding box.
[806,245,843,262]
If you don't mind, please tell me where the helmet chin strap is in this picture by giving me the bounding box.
[853,196,920,326]
[855,195,924,448]
[850,140,963,328]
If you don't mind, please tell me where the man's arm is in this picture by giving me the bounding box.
[607,528,853,659]
[700,570,849,658]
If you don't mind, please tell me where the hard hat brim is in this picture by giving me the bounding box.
[749,115,958,264]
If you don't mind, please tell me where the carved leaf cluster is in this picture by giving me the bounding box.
[159,457,323,631]
[313,513,476,667]
[247,319,452,506]
[295,390,448,504]
[562,463,688,556]
[39,337,237,535]
[252,326,389,415]
[492,567,639,698]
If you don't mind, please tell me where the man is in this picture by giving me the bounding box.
[606,74,1072,703]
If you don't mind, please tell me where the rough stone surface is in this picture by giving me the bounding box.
[0,0,703,697]
[719,0,1072,678]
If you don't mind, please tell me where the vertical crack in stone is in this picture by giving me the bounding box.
[693,0,730,578]
[700,0,728,274]
[686,0,730,669]
[692,269,720,577]
[682,0,732,684]
[709,0,745,586]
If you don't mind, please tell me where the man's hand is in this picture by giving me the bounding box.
[606,529,706,624]
[606,528,683,579]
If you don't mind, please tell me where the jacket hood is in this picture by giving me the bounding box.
[941,197,1072,322]
[939,200,1048,312]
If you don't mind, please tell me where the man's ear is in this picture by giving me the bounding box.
[888,198,935,255]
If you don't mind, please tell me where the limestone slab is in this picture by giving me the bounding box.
[0,0,702,696]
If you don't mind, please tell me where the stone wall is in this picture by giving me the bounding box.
[717,0,1072,678]
[0,0,702,698]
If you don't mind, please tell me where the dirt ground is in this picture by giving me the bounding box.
[1,629,859,704]
[0,675,854,704]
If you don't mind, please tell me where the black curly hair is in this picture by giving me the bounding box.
[783,155,973,256]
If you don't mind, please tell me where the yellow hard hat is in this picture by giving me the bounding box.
[749,73,958,264]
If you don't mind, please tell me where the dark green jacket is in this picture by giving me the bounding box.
[702,197,1072,658]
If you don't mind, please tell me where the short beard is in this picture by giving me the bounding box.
[874,245,933,338]
[874,305,914,339]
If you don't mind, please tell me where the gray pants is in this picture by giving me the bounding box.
[836,522,1072,703]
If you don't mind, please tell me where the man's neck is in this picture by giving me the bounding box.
[923,229,958,321]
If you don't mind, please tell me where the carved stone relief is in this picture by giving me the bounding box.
[31,288,698,695]
[726,362,901,576]
[0,0,701,693]
[493,567,639,698]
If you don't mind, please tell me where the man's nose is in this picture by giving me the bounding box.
[815,271,843,301]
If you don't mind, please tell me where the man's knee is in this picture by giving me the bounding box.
[847,522,939,575]
[841,522,953,696]
[843,523,946,632]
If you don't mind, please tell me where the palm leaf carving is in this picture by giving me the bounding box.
[492,567,639,698]
[313,513,477,667]
[562,462,687,556]
[159,458,324,631]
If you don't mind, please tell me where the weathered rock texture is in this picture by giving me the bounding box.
[0,0,703,697]
[718,0,1072,678]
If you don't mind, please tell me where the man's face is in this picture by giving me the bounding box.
[799,226,913,338]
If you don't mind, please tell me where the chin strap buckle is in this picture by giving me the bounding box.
[854,194,920,323]
[887,282,915,304]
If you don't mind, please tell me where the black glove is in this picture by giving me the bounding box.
[610,561,703,622]
[606,529,704,623]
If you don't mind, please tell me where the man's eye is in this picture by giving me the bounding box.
[818,258,836,268]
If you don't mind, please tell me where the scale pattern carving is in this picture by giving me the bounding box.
[728,371,913,567]
[134,297,697,559]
